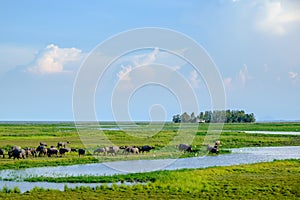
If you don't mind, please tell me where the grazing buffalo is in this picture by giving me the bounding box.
[78,149,86,157]
[57,142,70,148]
[94,147,106,155]
[105,146,120,156]
[207,140,221,154]
[139,146,154,154]
[13,146,21,150]
[59,148,71,156]
[0,149,5,158]
[40,142,47,147]
[47,147,59,157]
[36,145,47,157]
[207,144,218,154]
[24,147,37,157]
[9,149,26,159]
[178,144,192,152]
[124,146,139,155]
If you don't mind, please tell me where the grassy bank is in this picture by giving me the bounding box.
[1,159,299,199]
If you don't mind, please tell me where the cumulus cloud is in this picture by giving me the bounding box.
[257,0,300,35]
[27,44,83,74]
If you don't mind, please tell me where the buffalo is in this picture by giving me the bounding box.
[59,148,71,156]
[105,146,120,156]
[36,145,47,157]
[139,146,154,154]
[207,144,218,154]
[24,147,37,157]
[207,140,221,154]
[178,144,192,152]
[124,146,139,155]
[0,149,5,158]
[9,148,26,159]
[78,149,86,157]
[57,142,70,148]
[47,147,59,157]
[40,142,47,147]
[93,147,106,155]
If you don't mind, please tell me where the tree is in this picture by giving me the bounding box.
[190,112,197,123]
[172,114,181,123]
[181,112,191,123]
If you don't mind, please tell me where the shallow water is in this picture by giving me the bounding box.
[0,146,299,193]
[0,181,137,194]
[1,146,299,180]
[244,131,300,135]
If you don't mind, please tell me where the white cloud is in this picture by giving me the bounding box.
[224,77,233,89]
[189,70,201,88]
[288,71,299,79]
[239,64,252,86]
[257,0,300,35]
[27,44,83,74]
[117,65,132,81]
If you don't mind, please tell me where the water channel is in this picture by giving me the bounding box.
[0,146,299,193]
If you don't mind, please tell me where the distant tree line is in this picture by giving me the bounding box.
[172,110,255,123]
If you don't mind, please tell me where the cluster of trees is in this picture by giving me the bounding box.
[172,110,255,123]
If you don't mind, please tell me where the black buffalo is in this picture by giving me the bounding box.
[9,148,26,159]
[178,144,192,152]
[36,145,47,157]
[78,149,86,157]
[93,147,106,155]
[40,142,47,146]
[139,146,155,154]
[47,148,59,157]
[59,148,71,156]
[0,149,5,158]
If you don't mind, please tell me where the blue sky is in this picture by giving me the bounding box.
[0,0,299,121]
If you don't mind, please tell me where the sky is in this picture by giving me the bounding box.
[0,0,299,121]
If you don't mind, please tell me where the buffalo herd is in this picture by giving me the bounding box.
[0,141,221,160]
